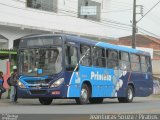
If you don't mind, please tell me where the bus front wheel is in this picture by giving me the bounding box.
[118,85,134,103]
[39,98,53,105]
[75,84,90,105]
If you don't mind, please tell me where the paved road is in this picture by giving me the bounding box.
[0,96,160,114]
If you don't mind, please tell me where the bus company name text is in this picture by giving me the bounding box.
[91,71,112,81]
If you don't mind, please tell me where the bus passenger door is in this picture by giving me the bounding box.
[64,42,80,97]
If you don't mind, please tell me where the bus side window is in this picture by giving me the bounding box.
[92,47,106,67]
[80,44,92,66]
[65,45,78,71]
[108,50,118,69]
[119,51,130,71]
[106,49,108,67]
[141,55,147,73]
[130,54,141,72]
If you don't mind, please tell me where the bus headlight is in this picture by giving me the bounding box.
[50,78,64,88]
[18,81,26,88]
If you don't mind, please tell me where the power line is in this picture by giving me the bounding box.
[137,0,160,23]
[85,19,132,31]
[101,19,131,27]
[59,8,132,14]
[101,9,132,13]
[138,30,160,40]
[138,27,160,38]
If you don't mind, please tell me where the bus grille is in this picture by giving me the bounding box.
[29,86,48,88]
[30,90,47,94]
[26,79,50,84]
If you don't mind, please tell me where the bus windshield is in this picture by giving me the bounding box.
[19,47,62,76]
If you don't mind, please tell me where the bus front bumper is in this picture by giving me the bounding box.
[17,86,68,98]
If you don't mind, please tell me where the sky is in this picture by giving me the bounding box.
[137,0,160,38]
[103,0,160,38]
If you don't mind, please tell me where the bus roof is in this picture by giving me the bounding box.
[96,42,150,56]
[65,35,150,56]
[20,34,150,56]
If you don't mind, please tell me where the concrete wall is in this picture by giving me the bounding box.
[152,59,160,77]
[0,0,111,41]
[0,25,49,48]
[0,39,8,49]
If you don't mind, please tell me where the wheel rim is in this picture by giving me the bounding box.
[128,88,133,100]
[81,88,88,101]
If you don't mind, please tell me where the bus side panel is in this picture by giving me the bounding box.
[90,67,115,97]
[116,71,153,97]
[67,66,114,98]
[67,66,131,98]
[66,66,153,98]
[116,72,132,97]
[131,72,153,97]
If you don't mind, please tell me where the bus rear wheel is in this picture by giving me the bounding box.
[75,84,90,105]
[118,85,134,103]
[39,98,53,105]
[89,98,103,104]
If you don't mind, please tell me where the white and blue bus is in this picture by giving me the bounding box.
[14,34,153,105]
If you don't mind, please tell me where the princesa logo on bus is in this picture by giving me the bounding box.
[91,71,112,81]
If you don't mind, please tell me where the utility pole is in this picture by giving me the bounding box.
[132,0,136,49]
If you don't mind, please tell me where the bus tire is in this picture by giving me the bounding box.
[118,85,134,103]
[39,98,53,105]
[89,98,103,104]
[75,84,90,105]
